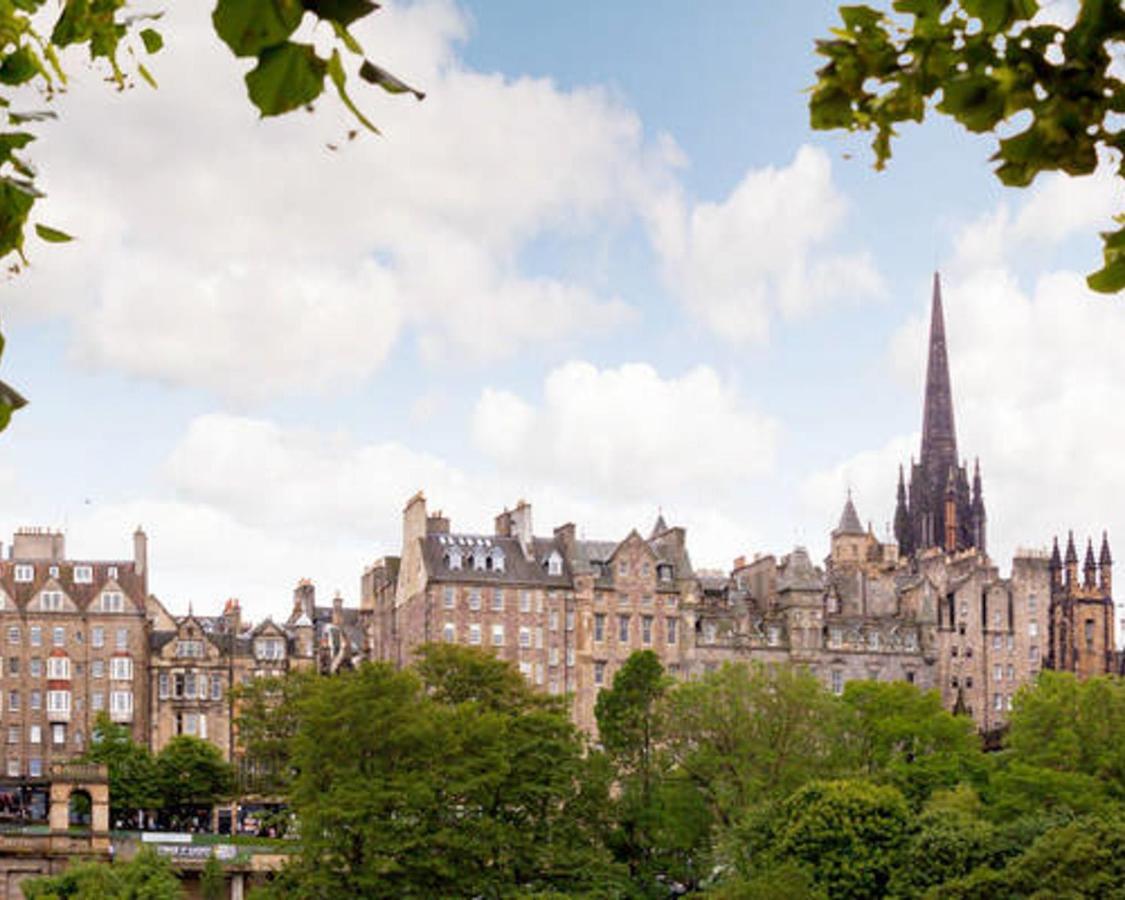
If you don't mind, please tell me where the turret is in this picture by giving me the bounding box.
[1065,531,1079,586]
[971,458,986,554]
[894,465,910,555]
[943,467,958,553]
[1049,537,1063,589]
[1100,532,1113,594]
[1085,538,1098,588]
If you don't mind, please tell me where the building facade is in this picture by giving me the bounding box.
[0,528,150,779]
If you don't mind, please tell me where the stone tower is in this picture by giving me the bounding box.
[894,273,987,558]
[1047,531,1114,678]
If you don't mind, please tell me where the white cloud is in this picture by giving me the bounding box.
[472,360,779,502]
[650,145,883,343]
[10,0,660,400]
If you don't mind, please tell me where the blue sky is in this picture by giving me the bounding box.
[2,0,1122,624]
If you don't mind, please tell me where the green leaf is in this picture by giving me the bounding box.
[303,0,378,27]
[327,49,379,133]
[34,223,74,244]
[213,0,305,58]
[358,60,425,100]
[0,133,36,166]
[140,28,164,54]
[245,43,327,117]
[0,47,42,86]
[51,0,93,48]
[0,178,36,259]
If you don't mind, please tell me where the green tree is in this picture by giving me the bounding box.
[80,712,159,826]
[776,779,912,900]
[810,0,1125,292]
[200,855,224,900]
[661,663,850,825]
[232,670,313,795]
[155,735,234,825]
[279,656,622,898]
[414,641,549,713]
[888,809,997,897]
[22,846,182,900]
[841,680,985,806]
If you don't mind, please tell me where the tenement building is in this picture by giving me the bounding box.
[368,272,1115,734]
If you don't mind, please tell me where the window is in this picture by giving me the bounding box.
[867,631,880,651]
[468,589,481,611]
[1007,664,1015,680]
[547,553,563,576]
[594,614,606,642]
[107,566,118,580]
[519,591,531,613]
[958,622,967,636]
[92,659,105,679]
[91,627,104,649]
[490,624,503,647]
[906,670,916,684]
[185,671,197,698]
[658,564,673,582]
[115,628,127,650]
[7,691,17,711]
[1028,594,1038,613]
[519,627,531,649]
[566,646,575,666]
[1085,619,1096,651]
[172,673,184,699]
[111,691,133,714]
[6,657,17,676]
[1029,620,1039,638]
[176,640,202,658]
[667,617,678,645]
[110,657,132,681]
[993,693,1003,711]
[28,758,41,778]
[549,646,559,666]
[442,622,455,643]
[158,672,168,699]
[618,615,630,643]
[827,593,839,614]
[952,677,960,688]
[594,661,606,686]
[6,626,18,645]
[994,664,1003,681]
[993,609,1002,627]
[618,561,628,576]
[642,562,651,576]
[52,627,64,647]
[13,565,33,583]
[1007,634,1014,651]
[768,625,781,647]
[831,671,844,696]
[1006,695,1013,711]
[40,591,64,611]
[703,621,718,644]
[29,690,40,710]
[443,587,455,609]
[1030,645,1040,663]
[492,589,504,612]
[5,760,17,777]
[28,626,41,647]
[255,638,285,661]
[549,610,559,632]
[6,726,17,744]
[519,661,532,678]
[100,592,124,613]
[47,691,70,714]
[905,631,918,651]
[210,675,223,701]
[642,616,653,645]
[468,624,481,646]
[74,565,92,584]
[951,646,959,658]
[28,725,40,745]
[992,634,1002,650]
[47,657,70,680]
[566,610,575,632]
[28,658,41,678]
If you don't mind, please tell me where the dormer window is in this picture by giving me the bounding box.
[176,640,203,658]
[14,565,33,583]
[545,551,563,577]
[473,550,486,572]
[100,592,124,613]
[489,547,505,573]
[74,566,93,584]
[448,550,462,571]
[107,566,118,580]
[255,637,285,661]
[48,566,59,578]
[657,564,673,582]
[40,591,64,612]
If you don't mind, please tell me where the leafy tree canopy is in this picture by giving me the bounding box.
[810,0,1125,292]
[22,846,182,900]
[80,712,160,821]
[155,734,235,814]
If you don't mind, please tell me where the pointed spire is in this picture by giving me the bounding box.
[920,272,959,477]
[1101,531,1113,567]
[650,511,669,539]
[894,464,910,553]
[836,490,865,535]
[1085,538,1097,585]
[1050,536,1062,571]
[1066,530,1078,565]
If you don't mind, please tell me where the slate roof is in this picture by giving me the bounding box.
[835,493,865,536]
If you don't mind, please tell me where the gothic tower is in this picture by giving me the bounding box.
[893,273,987,558]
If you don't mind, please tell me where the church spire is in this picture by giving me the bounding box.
[920,272,958,475]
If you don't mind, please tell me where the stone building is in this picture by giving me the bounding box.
[0,528,150,779]
[365,494,696,733]
[1046,532,1115,679]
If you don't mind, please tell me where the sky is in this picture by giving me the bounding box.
[2,0,1123,625]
